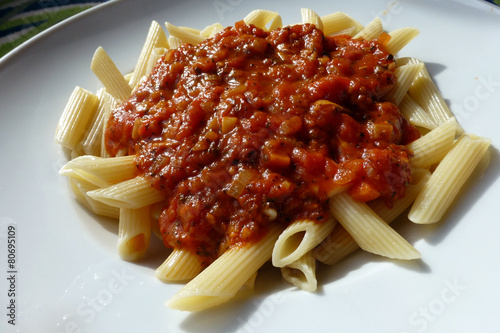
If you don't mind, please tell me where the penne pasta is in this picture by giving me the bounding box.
[79,89,117,156]
[315,169,430,265]
[100,94,116,159]
[167,225,283,311]
[129,21,169,90]
[403,58,457,127]
[272,217,336,267]
[384,63,424,106]
[90,47,132,102]
[329,192,420,260]
[178,26,201,35]
[68,177,120,219]
[87,176,164,209]
[150,201,165,240]
[407,117,459,169]
[200,22,225,38]
[145,47,168,79]
[67,176,97,211]
[408,134,491,224]
[55,86,99,151]
[165,22,205,46]
[399,94,438,130]
[268,14,283,31]
[353,17,383,40]
[385,27,420,55]
[370,169,432,223]
[55,8,491,314]
[60,155,137,188]
[301,8,323,31]
[118,206,152,261]
[281,251,317,292]
[243,9,281,30]
[312,222,360,266]
[167,35,183,50]
[320,11,363,36]
[155,248,202,281]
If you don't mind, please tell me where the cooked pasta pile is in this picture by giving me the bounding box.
[55,9,491,311]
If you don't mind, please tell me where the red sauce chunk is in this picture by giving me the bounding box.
[105,21,420,265]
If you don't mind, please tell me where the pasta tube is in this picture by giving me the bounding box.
[272,217,336,267]
[329,192,420,260]
[167,225,283,311]
[408,134,491,224]
[281,251,317,292]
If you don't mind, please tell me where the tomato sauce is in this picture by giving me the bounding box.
[105,21,420,265]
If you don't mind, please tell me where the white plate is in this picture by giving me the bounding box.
[1,0,499,332]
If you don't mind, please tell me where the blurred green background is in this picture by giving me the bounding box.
[0,0,109,57]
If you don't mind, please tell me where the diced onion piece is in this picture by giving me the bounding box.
[221,116,238,134]
[227,169,257,198]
